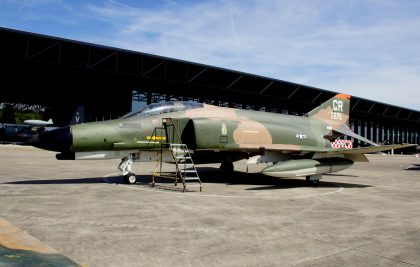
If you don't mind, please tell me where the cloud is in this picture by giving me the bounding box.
[2,0,420,110]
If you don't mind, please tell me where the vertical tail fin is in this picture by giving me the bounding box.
[307,94,351,129]
[69,106,85,125]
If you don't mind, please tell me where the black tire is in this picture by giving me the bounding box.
[125,173,137,184]
[220,161,234,175]
[306,176,320,186]
[311,179,320,185]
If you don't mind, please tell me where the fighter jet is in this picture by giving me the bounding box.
[0,123,38,144]
[33,94,416,185]
[1,106,85,144]
[0,104,38,144]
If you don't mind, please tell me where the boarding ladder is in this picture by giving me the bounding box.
[152,118,202,192]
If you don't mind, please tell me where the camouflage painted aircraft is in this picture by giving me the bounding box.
[1,106,85,145]
[32,94,415,185]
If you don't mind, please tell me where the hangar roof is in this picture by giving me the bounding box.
[0,26,419,126]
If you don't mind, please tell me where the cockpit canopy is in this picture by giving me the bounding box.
[121,101,204,119]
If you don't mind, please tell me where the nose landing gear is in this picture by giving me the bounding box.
[118,154,137,184]
[124,173,137,184]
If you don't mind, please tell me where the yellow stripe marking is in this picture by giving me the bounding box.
[146,136,166,141]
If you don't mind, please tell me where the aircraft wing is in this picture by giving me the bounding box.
[223,143,329,153]
[328,143,417,154]
[222,143,416,155]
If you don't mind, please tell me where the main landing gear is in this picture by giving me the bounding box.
[306,175,321,186]
[118,154,137,184]
[220,161,234,176]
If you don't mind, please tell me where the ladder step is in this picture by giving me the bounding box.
[184,179,200,182]
[170,144,186,147]
[179,169,197,173]
[159,172,178,176]
[155,134,201,191]
[176,161,193,165]
[178,163,194,166]
[181,173,198,176]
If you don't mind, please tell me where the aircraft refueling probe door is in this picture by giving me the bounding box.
[162,118,177,145]
[162,118,190,145]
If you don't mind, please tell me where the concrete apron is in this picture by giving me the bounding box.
[0,217,78,266]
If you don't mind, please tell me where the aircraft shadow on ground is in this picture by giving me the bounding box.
[0,244,77,267]
[404,164,420,171]
[196,167,370,190]
[4,167,370,190]
[5,177,106,184]
[243,181,370,191]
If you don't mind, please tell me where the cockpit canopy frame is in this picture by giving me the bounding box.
[121,101,204,119]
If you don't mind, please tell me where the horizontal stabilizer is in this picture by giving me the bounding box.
[334,126,378,146]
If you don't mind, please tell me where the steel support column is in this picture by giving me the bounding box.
[367,121,372,143]
[391,126,396,145]
[378,123,383,144]
[360,121,366,146]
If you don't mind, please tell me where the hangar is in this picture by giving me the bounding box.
[0,27,419,149]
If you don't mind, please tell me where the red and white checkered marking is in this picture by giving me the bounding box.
[331,140,353,149]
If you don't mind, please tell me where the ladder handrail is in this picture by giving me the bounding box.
[150,118,202,192]
[162,118,183,145]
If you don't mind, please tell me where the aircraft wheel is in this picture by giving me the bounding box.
[125,173,137,184]
[306,176,320,186]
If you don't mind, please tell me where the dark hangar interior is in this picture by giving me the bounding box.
[0,27,419,148]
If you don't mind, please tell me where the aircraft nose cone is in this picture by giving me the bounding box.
[36,126,73,152]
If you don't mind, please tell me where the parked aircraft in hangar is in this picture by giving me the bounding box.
[31,94,416,190]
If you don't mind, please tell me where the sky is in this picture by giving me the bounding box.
[1,0,419,111]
